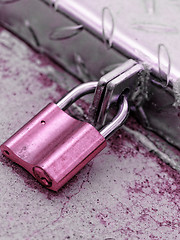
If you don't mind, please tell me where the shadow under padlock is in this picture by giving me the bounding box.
[0,82,129,191]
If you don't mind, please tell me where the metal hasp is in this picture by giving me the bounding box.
[89,60,144,127]
[0,82,129,191]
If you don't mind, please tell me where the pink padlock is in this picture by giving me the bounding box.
[0,82,128,191]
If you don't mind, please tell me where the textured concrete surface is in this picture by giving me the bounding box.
[0,28,180,240]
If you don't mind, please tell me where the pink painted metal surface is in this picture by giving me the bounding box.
[0,103,106,191]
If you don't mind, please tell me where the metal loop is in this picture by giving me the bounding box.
[57,82,129,138]
[100,96,129,139]
[57,82,98,110]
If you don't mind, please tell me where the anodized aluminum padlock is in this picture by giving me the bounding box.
[0,82,128,191]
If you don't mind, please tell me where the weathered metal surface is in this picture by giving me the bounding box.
[0,27,180,240]
[0,0,179,148]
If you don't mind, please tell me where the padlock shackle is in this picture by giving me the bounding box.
[100,96,129,139]
[57,82,98,110]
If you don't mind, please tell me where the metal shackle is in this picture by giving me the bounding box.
[57,81,98,110]
[100,96,129,139]
[57,81,129,140]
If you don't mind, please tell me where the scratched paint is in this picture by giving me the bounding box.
[0,28,180,240]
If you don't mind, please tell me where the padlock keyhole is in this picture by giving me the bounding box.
[33,166,52,188]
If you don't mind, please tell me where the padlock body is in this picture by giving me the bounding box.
[0,103,106,191]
